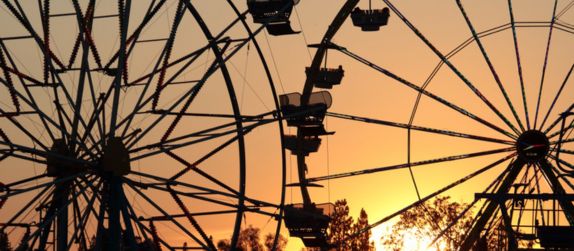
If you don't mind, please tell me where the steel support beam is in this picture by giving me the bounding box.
[460,159,525,251]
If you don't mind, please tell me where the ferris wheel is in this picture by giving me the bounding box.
[0,0,304,250]
[280,0,574,250]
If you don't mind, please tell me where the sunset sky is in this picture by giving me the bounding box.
[0,0,573,250]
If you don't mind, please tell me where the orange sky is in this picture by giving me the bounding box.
[0,0,573,250]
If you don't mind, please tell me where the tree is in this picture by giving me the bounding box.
[264,233,287,251]
[0,231,12,251]
[382,196,486,251]
[216,225,288,251]
[304,200,373,251]
[237,225,264,251]
[351,209,374,251]
[327,199,354,250]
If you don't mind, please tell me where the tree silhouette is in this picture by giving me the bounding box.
[216,225,288,251]
[381,196,476,251]
[327,199,353,250]
[83,231,162,251]
[351,208,374,251]
[304,200,373,250]
[0,231,11,251]
[264,233,287,251]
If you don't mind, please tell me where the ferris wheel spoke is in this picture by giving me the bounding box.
[548,125,574,140]
[66,178,102,248]
[0,140,90,167]
[429,162,514,248]
[327,112,514,145]
[4,173,48,188]
[27,175,94,249]
[128,120,237,153]
[144,181,278,219]
[0,0,66,69]
[544,104,574,135]
[124,61,216,149]
[549,155,574,170]
[1,172,88,206]
[456,0,526,132]
[0,80,77,147]
[123,210,176,251]
[554,149,574,155]
[125,42,209,87]
[507,0,532,130]
[165,150,241,196]
[300,146,515,183]
[167,186,218,250]
[539,63,574,130]
[0,39,64,143]
[118,45,209,141]
[107,0,132,139]
[67,0,100,154]
[382,0,521,136]
[150,1,185,112]
[130,116,273,162]
[103,0,168,70]
[156,43,238,143]
[128,171,279,209]
[0,185,52,232]
[337,153,516,246]
[1,151,47,165]
[0,111,50,152]
[124,181,213,250]
[121,30,261,148]
[334,44,517,139]
[545,159,574,191]
[533,0,559,130]
[53,102,101,160]
[117,9,250,140]
[0,62,44,86]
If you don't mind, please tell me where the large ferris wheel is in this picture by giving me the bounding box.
[0,0,296,250]
[0,0,573,250]
[280,0,574,250]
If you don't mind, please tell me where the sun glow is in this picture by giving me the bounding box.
[373,225,448,251]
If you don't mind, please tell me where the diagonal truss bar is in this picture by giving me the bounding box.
[457,0,525,132]
[539,160,574,225]
[166,150,238,196]
[167,186,217,250]
[299,146,515,183]
[103,0,167,69]
[428,163,513,248]
[459,159,525,251]
[327,112,514,145]
[332,44,517,139]
[151,1,185,111]
[382,0,521,136]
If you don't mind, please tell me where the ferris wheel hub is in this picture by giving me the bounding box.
[516,130,550,163]
[46,139,83,177]
[101,137,131,176]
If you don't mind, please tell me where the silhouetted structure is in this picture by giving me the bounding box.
[247,0,300,35]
